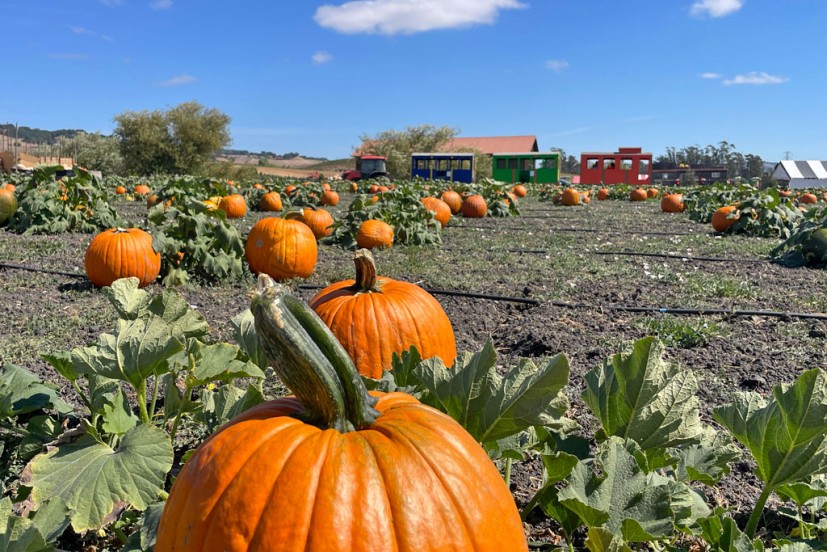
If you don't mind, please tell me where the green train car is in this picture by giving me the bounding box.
[492,152,561,185]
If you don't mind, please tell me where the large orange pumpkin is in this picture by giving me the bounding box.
[421,197,451,227]
[512,184,527,198]
[561,188,580,206]
[310,249,457,378]
[297,206,334,240]
[661,193,685,213]
[712,205,740,233]
[84,228,161,288]
[441,190,462,214]
[461,195,487,218]
[156,279,526,552]
[259,192,283,212]
[219,194,248,218]
[800,193,818,205]
[0,188,18,225]
[321,190,340,206]
[647,188,659,198]
[630,188,648,201]
[356,219,393,249]
[245,218,317,280]
[134,184,151,196]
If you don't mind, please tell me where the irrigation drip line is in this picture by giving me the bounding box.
[441,247,548,255]
[594,250,769,264]
[297,284,541,306]
[454,225,695,237]
[0,262,85,279]
[549,301,827,321]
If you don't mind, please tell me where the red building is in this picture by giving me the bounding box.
[579,147,653,186]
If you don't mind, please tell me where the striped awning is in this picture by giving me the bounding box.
[775,160,827,180]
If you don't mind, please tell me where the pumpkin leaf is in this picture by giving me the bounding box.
[41,351,78,384]
[584,527,633,552]
[777,476,827,509]
[671,426,741,486]
[139,502,165,550]
[102,278,150,320]
[582,337,703,451]
[231,309,268,370]
[0,365,64,418]
[197,383,265,433]
[26,424,173,532]
[101,388,138,436]
[558,437,703,543]
[189,342,265,385]
[0,497,51,552]
[412,340,570,445]
[697,509,762,552]
[147,290,209,339]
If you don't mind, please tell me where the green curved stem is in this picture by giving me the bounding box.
[251,275,380,432]
[745,485,773,538]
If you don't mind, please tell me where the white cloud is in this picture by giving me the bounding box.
[723,71,788,85]
[314,0,526,35]
[545,59,569,73]
[70,26,93,35]
[691,0,744,18]
[149,0,173,10]
[158,74,196,87]
[312,51,334,64]
[699,72,722,79]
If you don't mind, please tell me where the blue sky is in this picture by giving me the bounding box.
[2,0,825,162]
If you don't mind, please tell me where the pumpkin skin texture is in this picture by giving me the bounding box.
[561,188,580,206]
[712,205,740,233]
[246,218,317,280]
[630,188,648,201]
[299,207,335,240]
[0,188,18,225]
[461,194,487,218]
[309,250,457,378]
[356,219,393,249]
[219,194,248,218]
[259,192,283,212]
[421,196,451,227]
[84,228,161,288]
[441,190,462,214]
[661,193,685,213]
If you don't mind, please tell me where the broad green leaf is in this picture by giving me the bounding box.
[558,437,686,542]
[0,497,68,552]
[27,424,173,532]
[0,365,62,418]
[672,427,741,485]
[103,278,150,320]
[147,290,209,339]
[140,502,165,550]
[698,509,761,552]
[18,416,63,463]
[197,383,265,433]
[585,527,632,552]
[231,309,268,370]
[41,351,78,383]
[388,346,422,389]
[88,375,120,416]
[583,337,702,450]
[713,369,827,491]
[777,476,827,508]
[101,388,139,435]
[189,342,265,385]
[72,317,184,389]
[28,497,71,544]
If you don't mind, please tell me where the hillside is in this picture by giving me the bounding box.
[0,124,85,145]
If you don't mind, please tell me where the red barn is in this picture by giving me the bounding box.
[579,147,652,186]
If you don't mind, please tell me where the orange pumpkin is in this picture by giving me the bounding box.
[84,228,161,288]
[219,194,248,218]
[647,188,659,198]
[597,188,610,200]
[349,182,359,193]
[561,188,580,206]
[780,190,792,198]
[321,190,340,206]
[115,185,127,195]
[368,184,379,194]
[2,183,15,193]
[512,184,527,198]
[0,188,18,225]
[245,218,317,280]
[630,188,648,201]
[712,205,740,233]
[156,279,525,552]
[800,193,818,205]
[298,206,335,240]
[259,192,283,212]
[440,190,462,214]
[134,184,151,196]
[661,193,685,213]
[422,197,451,227]
[252,182,265,190]
[284,185,297,197]
[356,219,394,249]
[322,182,331,191]
[461,194,487,218]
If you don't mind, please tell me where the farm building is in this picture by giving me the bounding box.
[772,160,827,189]
[442,136,539,155]
[579,147,652,186]
[0,151,73,173]
[651,166,728,185]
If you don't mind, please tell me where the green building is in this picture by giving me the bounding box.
[492,152,561,185]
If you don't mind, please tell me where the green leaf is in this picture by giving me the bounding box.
[18,416,63,463]
[777,476,827,508]
[0,497,69,552]
[231,309,268,370]
[672,426,741,485]
[140,502,165,550]
[103,278,150,320]
[101,388,139,435]
[72,317,184,389]
[0,365,62,418]
[583,337,702,450]
[388,347,422,389]
[713,369,827,491]
[147,290,208,339]
[197,383,265,433]
[189,342,265,385]
[697,509,761,552]
[41,351,78,383]
[558,437,689,543]
[584,527,632,552]
[26,424,173,532]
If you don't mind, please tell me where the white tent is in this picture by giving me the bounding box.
[773,160,827,189]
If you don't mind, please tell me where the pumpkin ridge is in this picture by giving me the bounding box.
[389,285,430,364]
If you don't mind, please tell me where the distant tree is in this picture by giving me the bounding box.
[745,154,765,179]
[65,132,123,175]
[113,101,231,175]
[357,125,458,179]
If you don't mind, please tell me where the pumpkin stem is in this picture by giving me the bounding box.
[353,249,381,292]
[251,275,380,432]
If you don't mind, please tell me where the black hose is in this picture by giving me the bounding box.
[0,262,86,279]
[548,301,827,320]
[454,225,695,237]
[594,250,769,264]
[297,284,541,305]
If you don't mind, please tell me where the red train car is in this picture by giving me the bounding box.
[579,147,652,186]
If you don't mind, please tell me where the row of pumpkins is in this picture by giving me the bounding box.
[554,185,687,213]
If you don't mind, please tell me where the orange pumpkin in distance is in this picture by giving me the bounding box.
[800,193,818,204]
[134,184,151,196]
[461,194,487,218]
[2,183,16,193]
[219,194,248,218]
[661,193,685,213]
[356,219,394,249]
[712,205,740,233]
[115,185,127,195]
[321,190,340,206]
[259,192,283,212]
[561,188,580,206]
[512,184,527,198]
[245,217,317,280]
[647,188,660,198]
[597,188,610,200]
[298,206,335,240]
[630,188,648,201]
[440,190,462,214]
[421,197,451,227]
[85,228,161,288]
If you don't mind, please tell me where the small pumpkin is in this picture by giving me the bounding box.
[647,188,659,198]
[356,219,394,249]
[421,197,451,227]
[310,249,457,378]
[252,182,265,190]
[461,194,487,218]
[1,183,15,193]
[800,193,818,205]
[661,193,685,213]
[133,184,150,196]
[284,185,297,197]
[368,184,379,194]
[561,188,580,206]
[321,190,340,206]
[512,184,527,198]
[0,188,18,225]
[219,194,248,218]
[711,205,740,233]
[322,183,331,191]
[779,189,792,198]
[115,185,127,195]
[597,188,610,200]
[349,182,359,193]
[630,188,648,201]
[297,206,334,240]
[259,191,283,212]
[85,228,161,288]
[156,278,525,552]
[245,217,318,280]
[440,190,462,214]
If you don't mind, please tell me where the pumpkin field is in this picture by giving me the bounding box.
[3,168,827,550]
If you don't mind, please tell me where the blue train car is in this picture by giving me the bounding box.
[411,152,474,183]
